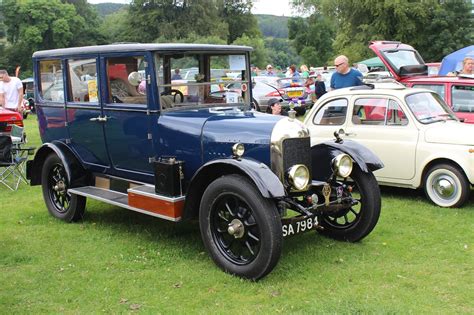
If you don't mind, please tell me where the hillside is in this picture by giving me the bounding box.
[94,2,127,17]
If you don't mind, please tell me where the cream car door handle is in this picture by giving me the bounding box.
[344,132,357,136]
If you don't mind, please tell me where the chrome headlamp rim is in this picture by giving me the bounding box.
[232,143,245,158]
[287,164,310,191]
[332,154,353,178]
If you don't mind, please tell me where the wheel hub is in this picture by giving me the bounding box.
[53,181,66,194]
[434,177,454,198]
[227,219,245,238]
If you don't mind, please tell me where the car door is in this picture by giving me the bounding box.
[66,57,110,170]
[343,95,418,180]
[307,97,350,145]
[101,53,155,180]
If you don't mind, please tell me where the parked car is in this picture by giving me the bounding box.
[247,76,312,115]
[0,107,23,135]
[22,77,35,114]
[369,40,474,123]
[304,82,474,208]
[27,43,383,280]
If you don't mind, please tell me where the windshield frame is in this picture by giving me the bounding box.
[405,91,458,124]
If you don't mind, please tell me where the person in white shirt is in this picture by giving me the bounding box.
[0,69,23,112]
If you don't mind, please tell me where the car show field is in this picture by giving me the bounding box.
[0,116,473,313]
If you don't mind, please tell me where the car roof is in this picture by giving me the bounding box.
[33,43,252,58]
[404,75,474,84]
[319,82,434,99]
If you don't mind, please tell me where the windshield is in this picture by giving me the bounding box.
[382,49,424,72]
[154,52,250,110]
[405,92,458,124]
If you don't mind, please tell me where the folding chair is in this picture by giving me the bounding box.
[0,126,35,191]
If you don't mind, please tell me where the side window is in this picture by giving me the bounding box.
[68,59,98,103]
[312,98,347,125]
[412,84,445,99]
[451,85,474,113]
[106,56,147,105]
[38,60,64,102]
[352,98,407,126]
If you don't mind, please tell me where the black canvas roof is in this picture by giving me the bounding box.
[33,43,253,58]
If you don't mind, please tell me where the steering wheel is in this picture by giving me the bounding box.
[161,89,184,103]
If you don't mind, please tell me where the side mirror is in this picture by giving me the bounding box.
[128,71,143,86]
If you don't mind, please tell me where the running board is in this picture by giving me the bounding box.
[68,185,184,222]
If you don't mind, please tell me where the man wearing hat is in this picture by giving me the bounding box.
[266,64,275,76]
[266,98,287,116]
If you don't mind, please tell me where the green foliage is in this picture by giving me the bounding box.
[264,37,301,69]
[99,8,134,43]
[232,34,268,68]
[309,0,474,63]
[0,0,104,73]
[93,2,128,17]
[256,15,289,38]
[219,0,261,44]
[288,14,335,66]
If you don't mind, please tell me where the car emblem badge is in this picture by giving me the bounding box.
[322,183,331,206]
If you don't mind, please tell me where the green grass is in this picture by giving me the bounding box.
[1,116,473,314]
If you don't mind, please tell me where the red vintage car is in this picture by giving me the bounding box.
[0,107,23,134]
[369,41,474,123]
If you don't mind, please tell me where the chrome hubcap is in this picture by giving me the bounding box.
[433,176,455,198]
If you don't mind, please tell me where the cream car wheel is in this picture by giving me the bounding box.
[424,164,470,208]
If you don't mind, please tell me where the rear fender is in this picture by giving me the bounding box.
[28,141,89,187]
[182,158,285,220]
[311,139,383,180]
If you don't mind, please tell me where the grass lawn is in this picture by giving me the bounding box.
[1,115,473,314]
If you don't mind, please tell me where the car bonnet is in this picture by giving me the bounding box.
[424,121,474,146]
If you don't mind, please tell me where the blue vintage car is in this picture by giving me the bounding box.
[27,43,383,280]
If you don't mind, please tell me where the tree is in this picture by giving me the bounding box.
[62,0,107,45]
[232,34,268,68]
[218,0,261,44]
[288,13,335,67]
[264,37,301,69]
[292,0,474,63]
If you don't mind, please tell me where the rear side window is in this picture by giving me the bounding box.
[106,56,147,105]
[352,98,407,126]
[67,59,98,103]
[451,85,474,113]
[412,84,445,99]
[312,98,347,125]
[38,60,64,102]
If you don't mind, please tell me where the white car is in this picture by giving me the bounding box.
[304,82,474,208]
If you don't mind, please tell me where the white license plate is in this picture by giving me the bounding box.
[282,216,319,237]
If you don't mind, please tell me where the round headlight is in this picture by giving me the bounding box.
[332,154,353,178]
[287,164,310,191]
[232,143,245,158]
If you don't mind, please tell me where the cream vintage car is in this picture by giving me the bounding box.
[304,82,474,208]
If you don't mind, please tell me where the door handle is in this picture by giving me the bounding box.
[344,132,357,137]
[90,116,108,122]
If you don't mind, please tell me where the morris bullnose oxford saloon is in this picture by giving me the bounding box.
[27,43,383,280]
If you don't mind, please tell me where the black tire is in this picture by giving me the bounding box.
[318,165,381,242]
[41,154,86,222]
[423,163,470,208]
[199,174,282,280]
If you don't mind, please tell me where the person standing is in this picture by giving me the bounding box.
[330,55,363,90]
[265,64,276,76]
[447,57,474,76]
[0,70,23,112]
[314,73,327,99]
[300,65,310,79]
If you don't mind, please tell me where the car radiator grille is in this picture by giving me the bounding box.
[282,137,312,176]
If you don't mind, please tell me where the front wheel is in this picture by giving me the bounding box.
[318,165,381,242]
[41,154,86,222]
[423,163,470,208]
[199,175,282,280]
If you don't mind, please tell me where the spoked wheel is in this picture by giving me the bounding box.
[200,175,282,280]
[41,154,85,222]
[318,165,381,242]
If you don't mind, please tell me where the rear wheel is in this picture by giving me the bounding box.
[199,175,282,280]
[41,154,86,222]
[423,163,470,208]
[318,165,381,242]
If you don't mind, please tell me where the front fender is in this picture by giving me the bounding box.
[311,139,384,180]
[28,141,89,187]
[182,158,285,220]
